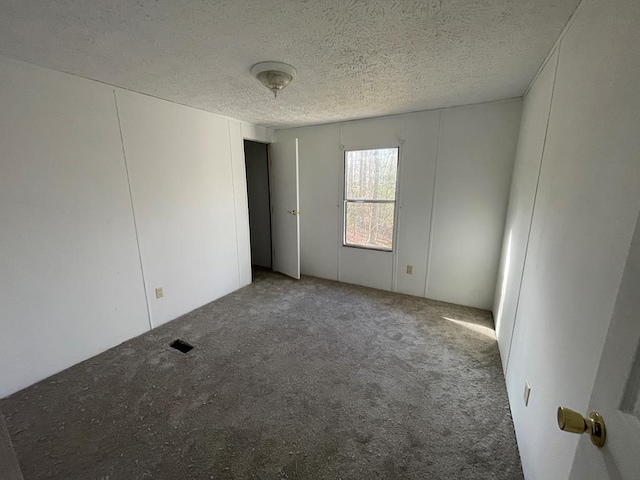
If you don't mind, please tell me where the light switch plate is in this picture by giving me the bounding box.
[155,287,164,299]
[406,265,413,275]
[523,382,531,407]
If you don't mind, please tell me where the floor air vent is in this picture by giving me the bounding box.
[170,339,194,353]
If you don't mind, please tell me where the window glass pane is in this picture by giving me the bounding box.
[345,202,395,250]
[345,148,398,200]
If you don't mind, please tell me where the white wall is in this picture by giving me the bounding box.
[395,112,440,297]
[116,90,242,327]
[493,49,558,371]
[277,100,521,309]
[0,58,150,397]
[494,0,640,479]
[244,140,272,268]
[0,56,270,397]
[427,103,522,308]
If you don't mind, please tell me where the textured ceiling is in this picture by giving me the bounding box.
[0,0,581,128]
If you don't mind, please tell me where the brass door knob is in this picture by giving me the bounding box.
[557,406,606,448]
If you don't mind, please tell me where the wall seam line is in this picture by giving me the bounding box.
[505,44,562,375]
[392,117,406,292]
[228,121,243,289]
[112,90,154,331]
[423,111,442,298]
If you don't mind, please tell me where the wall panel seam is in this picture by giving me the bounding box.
[505,46,562,375]
[112,89,154,331]
[227,121,243,288]
[423,111,442,298]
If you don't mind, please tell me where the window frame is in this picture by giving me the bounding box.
[342,147,400,252]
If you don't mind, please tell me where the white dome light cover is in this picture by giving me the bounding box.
[251,61,297,98]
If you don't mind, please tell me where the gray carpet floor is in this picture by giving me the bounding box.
[2,271,523,479]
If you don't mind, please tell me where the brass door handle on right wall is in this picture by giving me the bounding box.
[557,406,606,448]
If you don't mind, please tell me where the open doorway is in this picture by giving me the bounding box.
[244,140,272,275]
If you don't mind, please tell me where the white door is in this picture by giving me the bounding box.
[269,138,300,279]
[569,212,640,479]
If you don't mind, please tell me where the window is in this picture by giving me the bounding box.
[343,148,399,251]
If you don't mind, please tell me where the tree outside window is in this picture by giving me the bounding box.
[344,148,399,251]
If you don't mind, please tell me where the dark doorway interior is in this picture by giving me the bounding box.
[244,140,272,270]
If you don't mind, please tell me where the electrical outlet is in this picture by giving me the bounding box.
[523,382,531,407]
[406,265,413,275]
[155,287,164,299]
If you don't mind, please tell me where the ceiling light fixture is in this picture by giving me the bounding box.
[251,61,297,98]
